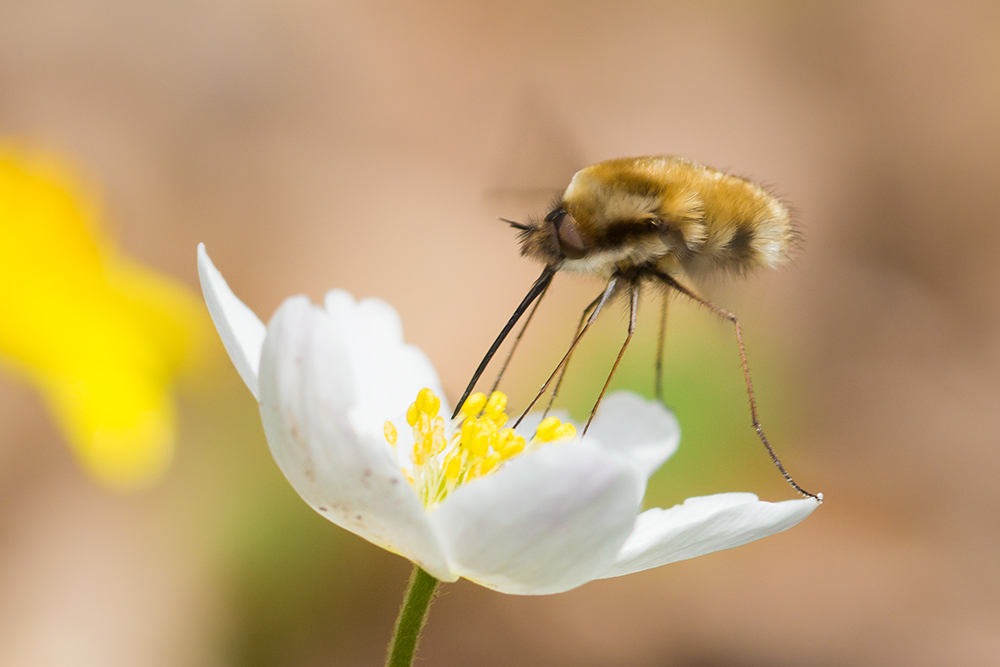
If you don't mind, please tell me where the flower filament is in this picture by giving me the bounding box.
[384,388,576,510]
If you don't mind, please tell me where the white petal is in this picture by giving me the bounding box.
[431,443,645,595]
[600,493,820,579]
[258,296,454,580]
[323,290,446,427]
[197,244,267,400]
[583,392,680,479]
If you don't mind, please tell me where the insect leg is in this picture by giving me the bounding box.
[513,276,618,428]
[583,282,640,436]
[655,271,822,502]
[452,265,556,419]
[654,290,669,403]
[541,291,604,418]
[488,281,550,394]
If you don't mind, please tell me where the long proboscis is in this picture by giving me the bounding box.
[451,265,557,419]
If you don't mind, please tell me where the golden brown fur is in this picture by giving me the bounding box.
[518,156,796,279]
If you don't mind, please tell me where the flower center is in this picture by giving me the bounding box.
[384,388,576,510]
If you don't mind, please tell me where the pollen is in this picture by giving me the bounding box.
[383,421,398,447]
[384,388,577,510]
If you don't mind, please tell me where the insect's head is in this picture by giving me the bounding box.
[513,206,588,267]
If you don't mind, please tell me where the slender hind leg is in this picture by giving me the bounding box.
[542,291,603,418]
[514,277,618,428]
[655,271,822,501]
[583,282,641,436]
[654,291,669,404]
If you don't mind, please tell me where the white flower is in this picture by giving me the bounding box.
[197,244,819,595]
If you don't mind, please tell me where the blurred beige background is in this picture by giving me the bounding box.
[1,0,999,665]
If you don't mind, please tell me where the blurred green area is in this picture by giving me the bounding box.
[224,491,398,667]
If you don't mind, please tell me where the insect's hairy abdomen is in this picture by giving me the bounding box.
[691,169,796,275]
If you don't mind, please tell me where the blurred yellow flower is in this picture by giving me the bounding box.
[0,146,207,488]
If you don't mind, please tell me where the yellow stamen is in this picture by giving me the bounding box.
[484,391,507,417]
[535,416,576,443]
[406,402,420,427]
[384,387,579,511]
[536,416,561,442]
[469,423,491,459]
[497,428,525,459]
[416,387,440,418]
[496,427,515,448]
[431,419,447,456]
[460,392,487,417]
[460,417,479,450]
[554,423,577,440]
[479,452,501,476]
[444,453,462,481]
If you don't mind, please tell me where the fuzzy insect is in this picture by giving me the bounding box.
[454,156,818,500]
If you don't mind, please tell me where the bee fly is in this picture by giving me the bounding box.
[453,156,819,500]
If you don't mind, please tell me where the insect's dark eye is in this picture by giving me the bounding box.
[549,210,587,259]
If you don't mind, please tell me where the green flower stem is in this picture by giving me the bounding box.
[386,566,439,667]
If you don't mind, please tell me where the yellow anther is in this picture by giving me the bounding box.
[416,388,440,418]
[413,441,424,466]
[480,417,498,440]
[460,418,479,448]
[499,433,525,459]
[384,421,398,446]
[444,454,462,481]
[461,392,487,417]
[489,412,509,429]
[406,402,420,427]
[484,391,507,417]
[480,453,501,475]
[470,427,490,459]
[554,423,577,441]
[497,427,515,446]
[432,431,447,456]
[536,416,561,442]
